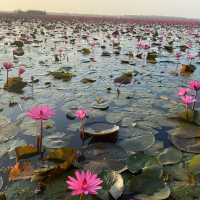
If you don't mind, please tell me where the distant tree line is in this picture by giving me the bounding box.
[14,10,46,16]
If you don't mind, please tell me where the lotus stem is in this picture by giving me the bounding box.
[6,70,8,85]
[38,120,43,158]
[186,105,189,120]
[80,121,85,145]
[80,194,84,200]
[192,91,198,111]
[117,88,120,97]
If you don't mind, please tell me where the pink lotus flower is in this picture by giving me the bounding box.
[177,88,190,96]
[3,61,14,84]
[75,109,87,121]
[176,52,181,60]
[26,105,55,156]
[187,52,197,60]
[137,41,150,50]
[181,95,196,106]
[18,65,25,77]
[26,105,55,121]
[67,171,103,198]
[3,62,13,70]
[186,43,192,49]
[189,80,200,91]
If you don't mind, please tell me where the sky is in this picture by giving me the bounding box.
[1,0,200,19]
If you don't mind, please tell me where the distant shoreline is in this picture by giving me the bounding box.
[0,10,199,26]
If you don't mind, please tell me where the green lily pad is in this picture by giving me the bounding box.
[128,166,170,199]
[119,133,155,153]
[0,115,10,127]
[169,123,200,153]
[187,155,200,176]
[158,147,182,165]
[77,143,127,174]
[0,123,19,142]
[170,184,200,200]
[127,153,160,173]
[106,112,123,124]
[164,163,195,183]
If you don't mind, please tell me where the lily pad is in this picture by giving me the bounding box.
[0,115,10,127]
[46,147,76,162]
[84,122,119,137]
[105,112,123,124]
[128,166,170,200]
[0,123,19,142]
[127,153,160,173]
[15,145,38,161]
[187,155,200,176]
[92,102,109,110]
[32,147,76,182]
[77,143,128,173]
[170,123,200,153]
[170,184,200,200]
[119,133,155,153]
[158,147,182,165]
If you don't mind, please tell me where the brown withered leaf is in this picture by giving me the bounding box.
[9,161,33,181]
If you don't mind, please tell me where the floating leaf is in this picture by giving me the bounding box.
[77,143,127,174]
[158,147,182,165]
[127,153,160,173]
[169,123,200,153]
[46,147,76,162]
[9,161,33,181]
[15,145,38,161]
[106,113,123,124]
[119,133,155,153]
[170,184,200,200]
[0,123,19,142]
[187,155,200,176]
[32,147,76,182]
[128,166,170,199]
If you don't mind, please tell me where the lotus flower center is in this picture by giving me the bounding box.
[82,178,87,189]
[40,110,43,116]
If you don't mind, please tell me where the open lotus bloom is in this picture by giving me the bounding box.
[175,52,181,60]
[3,61,13,70]
[26,105,55,121]
[181,95,196,106]
[177,88,190,96]
[189,80,200,91]
[67,171,103,196]
[75,109,88,121]
[187,52,197,60]
[18,65,26,77]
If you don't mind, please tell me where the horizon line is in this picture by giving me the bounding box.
[0,10,200,21]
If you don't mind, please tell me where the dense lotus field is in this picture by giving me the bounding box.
[1,17,200,200]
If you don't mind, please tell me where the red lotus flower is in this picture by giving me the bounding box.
[26,105,55,121]
[67,171,103,198]
[75,109,87,121]
[18,65,25,77]
[189,80,200,91]
[3,62,13,70]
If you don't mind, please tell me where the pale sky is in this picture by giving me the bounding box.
[1,0,200,19]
